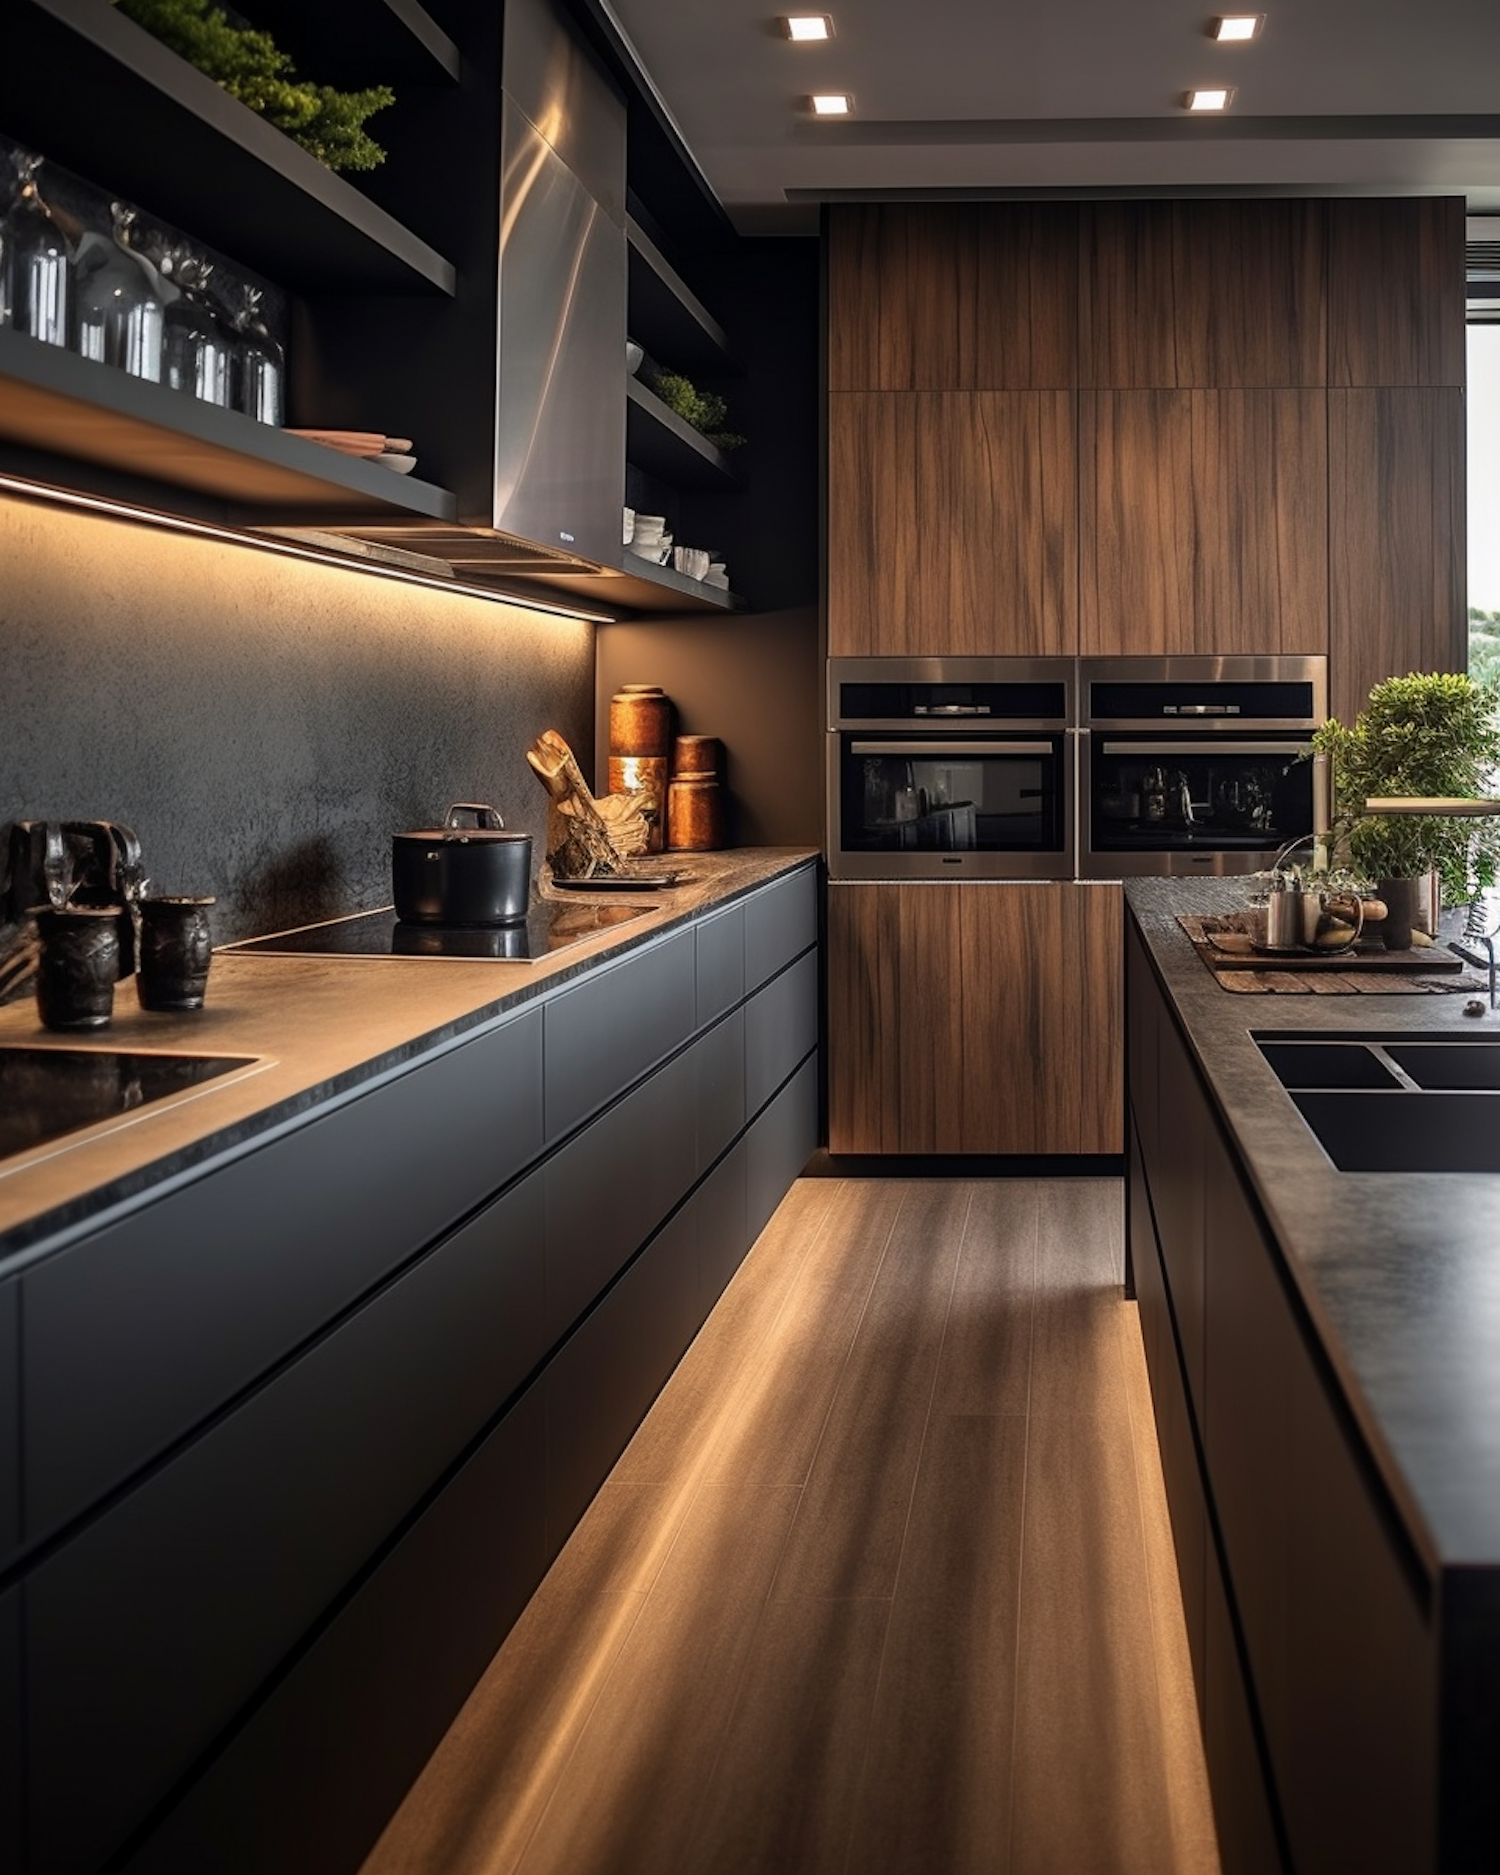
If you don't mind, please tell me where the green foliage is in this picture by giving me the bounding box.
[651,370,745,451]
[116,0,394,171]
[1309,670,1500,902]
[1471,608,1500,690]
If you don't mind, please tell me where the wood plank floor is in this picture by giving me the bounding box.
[360,1178,1221,1875]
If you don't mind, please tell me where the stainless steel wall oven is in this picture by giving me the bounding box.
[1078,655,1328,878]
[827,657,1075,880]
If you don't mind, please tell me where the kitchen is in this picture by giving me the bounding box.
[3,0,1500,1871]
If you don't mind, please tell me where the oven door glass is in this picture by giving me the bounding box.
[838,735,1067,861]
[1087,736,1315,871]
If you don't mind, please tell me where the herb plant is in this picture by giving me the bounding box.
[116,0,395,172]
[650,370,745,451]
[1309,670,1500,902]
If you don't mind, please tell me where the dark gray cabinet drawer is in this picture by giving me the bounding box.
[745,948,819,1118]
[1,1585,18,1875]
[543,927,695,1141]
[695,1006,746,1173]
[543,1040,697,1348]
[744,863,817,994]
[0,1279,17,1572]
[746,1052,817,1243]
[697,1135,749,1312]
[695,901,745,1027]
[24,1168,545,1875]
[21,1005,544,1547]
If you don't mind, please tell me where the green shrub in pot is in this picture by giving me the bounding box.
[1309,670,1500,905]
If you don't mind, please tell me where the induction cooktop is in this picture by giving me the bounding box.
[225,901,650,963]
[0,1046,261,1163]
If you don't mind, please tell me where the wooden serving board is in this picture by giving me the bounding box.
[1177,915,1480,995]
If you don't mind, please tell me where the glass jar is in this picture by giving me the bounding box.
[2,149,72,346]
[160,245,232,406]
[232,283,284,426]
[73,202,164,381]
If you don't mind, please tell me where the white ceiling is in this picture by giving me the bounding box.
[602,0,1500,234]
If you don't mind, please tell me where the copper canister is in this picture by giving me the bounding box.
[667,734,725,851]
[608,685,672,852]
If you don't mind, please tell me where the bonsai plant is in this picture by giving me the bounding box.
[1308,670,1500,913]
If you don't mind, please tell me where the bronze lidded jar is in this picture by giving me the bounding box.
[667,734,725,851]
[608,684,672,853]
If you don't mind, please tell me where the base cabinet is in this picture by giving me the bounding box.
[10,863,820,1875]
[827,880,1121,1155]
[1126,910,1443,1873]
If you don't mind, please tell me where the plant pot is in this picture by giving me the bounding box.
[1376,876,1423,950]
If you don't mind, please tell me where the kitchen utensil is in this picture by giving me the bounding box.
[392,805,533,926]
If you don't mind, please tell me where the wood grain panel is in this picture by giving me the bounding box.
[1327,197,1466,389]
[825,203,1078,392]
[827,391,1077,656]
[1081,390,1195,656]
[1328,387,1466,725]
[1170,200,1327,389]
[1190,390,1329,657]
[1081,201,1180,389]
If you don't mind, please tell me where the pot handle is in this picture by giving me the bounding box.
[444,803,505,831]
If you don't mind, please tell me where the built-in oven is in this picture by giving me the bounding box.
[1078,654,1328,878]
[827,656,1075,879]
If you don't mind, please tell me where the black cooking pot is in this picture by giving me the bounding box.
[391,804,533,927]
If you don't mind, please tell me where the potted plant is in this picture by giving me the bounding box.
[1308,671,1500,944]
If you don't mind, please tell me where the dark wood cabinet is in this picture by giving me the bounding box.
[1081,389,1328,658]
[826,389,1078,656]
[1327,197,1467,389]
[827,881,1121,1155]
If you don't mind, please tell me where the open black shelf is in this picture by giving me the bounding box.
[234,0,461,86]
[0,328,458,521]
[625,379,739,490]
[626,217,739,378]
[4,0,456,295]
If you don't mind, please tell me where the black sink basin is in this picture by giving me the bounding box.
[0,1046,261,1163]
[1256,1040,1404,1091]
[1289,1089,1500,1174]
[1382,1043,1500,1091]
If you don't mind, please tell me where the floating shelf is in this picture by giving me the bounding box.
[627,217,738,378]
[234,0,461,85]
[0,328,458,521]
[5,0,456,295]
[626,379,739,489]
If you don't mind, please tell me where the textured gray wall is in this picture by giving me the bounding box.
[0,493,595,941]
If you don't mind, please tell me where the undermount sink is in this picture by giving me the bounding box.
[0,1045,261,1166]
[1253,1032,1500,1172]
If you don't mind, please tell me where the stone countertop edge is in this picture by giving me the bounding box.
[0,849,820,1273]
[1126,877,1500,1578]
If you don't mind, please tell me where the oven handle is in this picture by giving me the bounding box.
[850,740,1054,758]
[1096,740,1310,757]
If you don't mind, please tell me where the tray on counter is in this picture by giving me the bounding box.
[1179,914,1480,995]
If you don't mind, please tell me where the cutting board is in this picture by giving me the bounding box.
[1177,915,1480,995]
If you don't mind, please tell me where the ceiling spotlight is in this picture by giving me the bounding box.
[1185,87,1235,110]
[784,14,833,39]
[1212,14,1264,41]
[811,92,852,115]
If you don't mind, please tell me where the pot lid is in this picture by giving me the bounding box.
[394,802,530,843]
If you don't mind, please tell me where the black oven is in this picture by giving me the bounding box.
[1078,655,1328,878]
[827,657,1075,879]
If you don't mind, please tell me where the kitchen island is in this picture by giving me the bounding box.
[1125,877,1500,1875]
[0,848,819,1875]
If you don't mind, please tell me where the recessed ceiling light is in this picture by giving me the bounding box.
[811,92,852,115]
[1185,87,1235,111]
[784,14,833,40]
[1212,14,1264,41]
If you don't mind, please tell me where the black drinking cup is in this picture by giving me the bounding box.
[33,905,120,1030]
[136,896,216,1011]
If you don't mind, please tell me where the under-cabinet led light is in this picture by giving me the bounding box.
[1184,87,1235,110]
[0,473,615,624]
[784,14,833,39]
[811,92,852,115]
[1212,14,1264,41]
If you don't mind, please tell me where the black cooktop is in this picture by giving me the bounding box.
[226,902,649,963]
[0,1047,258,1163]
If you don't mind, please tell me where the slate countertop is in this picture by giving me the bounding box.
[1127,876,1500,1577]
[0,848,818,1272]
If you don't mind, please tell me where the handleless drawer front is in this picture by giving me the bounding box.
[24,1168,546,1875]
[695,901,745,1027]
[744,864,817,994]
[543,928,695,1142]
[20,1006,545,1549]
[746,1053,818,1243]
[0,1280,17,1572]
[696,1006,746,1173]
[745,948,819,1118]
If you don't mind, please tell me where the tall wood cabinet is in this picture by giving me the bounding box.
[827,882,1122,1156]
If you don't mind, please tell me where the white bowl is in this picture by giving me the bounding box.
[626,340,644,376]
[376,453,417,475]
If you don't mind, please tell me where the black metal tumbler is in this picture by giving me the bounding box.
[136,896,216,1011]
[33,905,120,1030]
